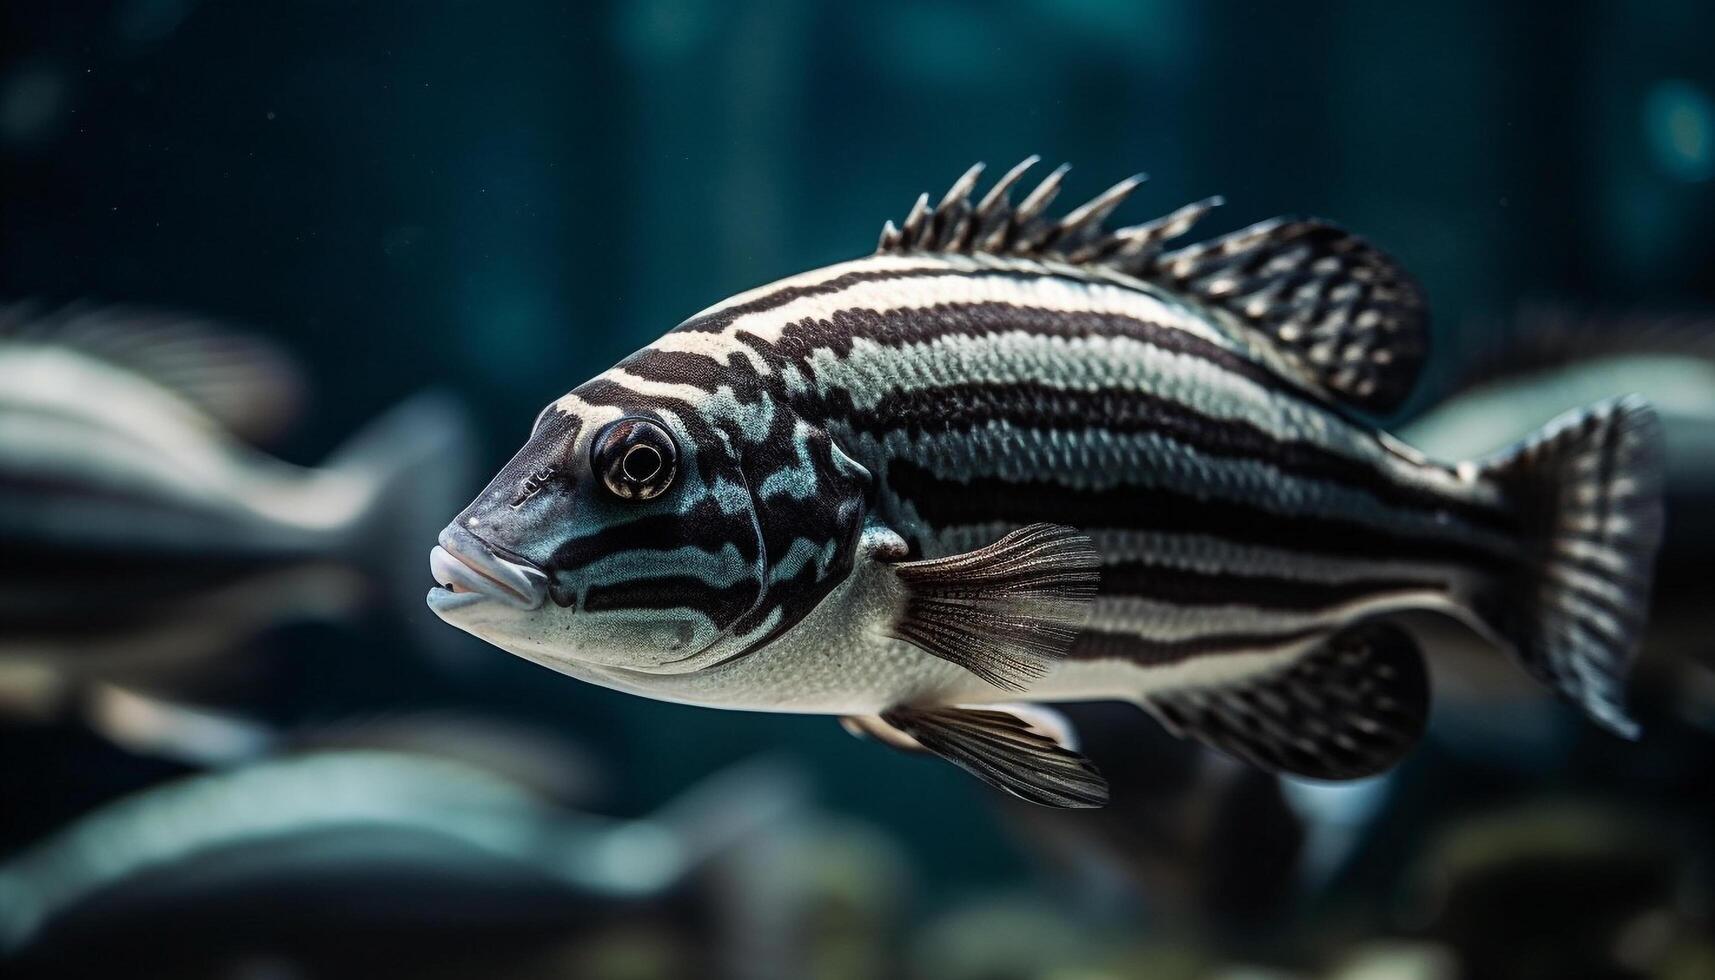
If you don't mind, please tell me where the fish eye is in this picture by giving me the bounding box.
[591,417,678,500]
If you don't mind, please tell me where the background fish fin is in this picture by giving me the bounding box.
[82,683,279,767]
[647,757,810,874]
[327,391,480,662]
[1470,396,1663,737]
[1442,304,1715,398]
[878,704,1108,808]
[1144,621,1430,781]
[885,523,1100,691]
[1151,217,1429,414]
[0,303,306,443]
[878,161,1426,414]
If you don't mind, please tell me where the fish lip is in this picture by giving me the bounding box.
[429,524,548,611]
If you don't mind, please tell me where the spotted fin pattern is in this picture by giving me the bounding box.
[1144,620,1430,780]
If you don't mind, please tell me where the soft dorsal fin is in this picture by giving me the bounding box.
[1143,621,1430,781]
[876,160,1430,414]
[0,304,305,442]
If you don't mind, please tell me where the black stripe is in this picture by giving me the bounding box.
[730,561,845,645]
[1068,625,1326,666]
[887,461,1515,570]
[615,348,751,393]
[658,275,1332,422]
[0,542,303,638]
[608,318,1510,539]
[547,501,761,573]
[1100,561,1447,609]
[766,301,1320,410]
[810,381,1513,536]
[582,575,760,630]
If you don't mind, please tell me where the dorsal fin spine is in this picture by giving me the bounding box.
[875,160,1430,413]
[1011,163,1070,229]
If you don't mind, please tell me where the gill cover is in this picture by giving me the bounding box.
[444,397,870,674]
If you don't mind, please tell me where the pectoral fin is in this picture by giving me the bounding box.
[885,523,1100,691]
[1144,621,1429,781]
[850,704,1108,808]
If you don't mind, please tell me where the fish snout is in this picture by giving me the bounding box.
[429,524,548,610]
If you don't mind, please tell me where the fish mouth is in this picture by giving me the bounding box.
[428,524,548,611]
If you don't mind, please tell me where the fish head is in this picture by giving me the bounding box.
[427,386,869,680]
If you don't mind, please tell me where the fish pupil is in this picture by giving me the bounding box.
[622,444,662,483]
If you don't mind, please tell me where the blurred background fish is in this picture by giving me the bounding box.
[0,717,851,979]
[0,306,476,756]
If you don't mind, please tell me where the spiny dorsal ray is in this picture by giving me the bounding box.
[875,156,1222,277]
[876,158,1430,414]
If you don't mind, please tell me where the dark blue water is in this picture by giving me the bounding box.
[4,2,1714,974]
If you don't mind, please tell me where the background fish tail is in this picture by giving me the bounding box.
[329,392,477,654]
[1471,395,1664,736]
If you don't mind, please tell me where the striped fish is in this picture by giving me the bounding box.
[428,160,1665,808]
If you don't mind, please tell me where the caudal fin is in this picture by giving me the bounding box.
[1473,395,1664,737]
[326,391,477,652]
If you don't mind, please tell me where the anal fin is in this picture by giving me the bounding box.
[886,523,1100,691]
[857,704,1108,808]
[1144,621,1430,781]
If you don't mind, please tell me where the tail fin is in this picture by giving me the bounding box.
[325,391,478,654]
[1473,395,1664,737]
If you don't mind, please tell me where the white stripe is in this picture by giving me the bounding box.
[675,255,949,324]
[927,523,1474,587]
[1086,592,1435,643]
[840,419,1512,549]
[808,330,1497,507]
[648,256,1235,365]
[1037,645,1312,701]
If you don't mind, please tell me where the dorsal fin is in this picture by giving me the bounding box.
[0,304,305,442]
[876,160,1430,414]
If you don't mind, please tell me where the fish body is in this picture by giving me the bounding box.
[0,308,472,680]
[430,161,1663,806]
[0,738,803,961]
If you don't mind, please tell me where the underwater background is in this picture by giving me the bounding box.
[4,2,1715,978]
